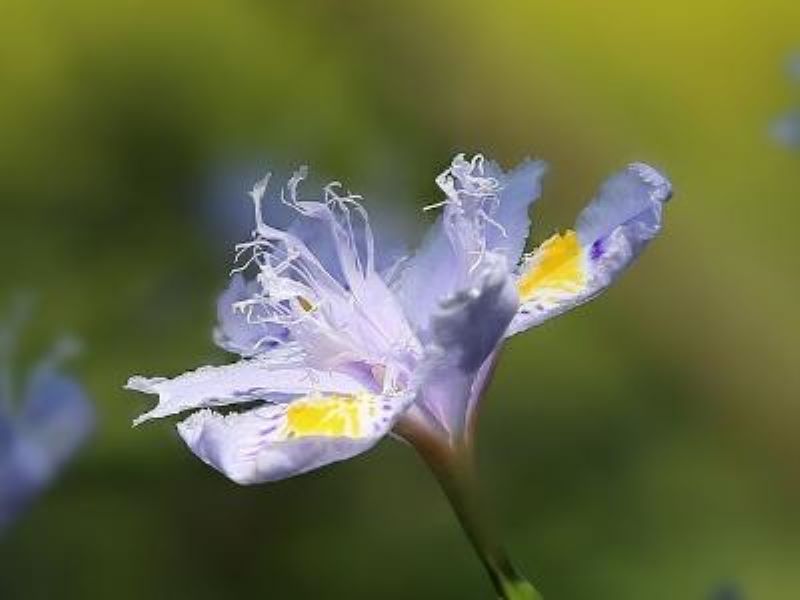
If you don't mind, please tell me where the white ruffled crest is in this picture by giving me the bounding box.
[431,153,506,275]
[231,168,420,378]
[396,154,544,337]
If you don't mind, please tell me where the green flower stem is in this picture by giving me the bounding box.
[396,421,543,600]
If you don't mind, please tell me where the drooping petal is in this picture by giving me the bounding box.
[127,349,368,425]
[483,158,548,263]
[508,163,672,335]
[413,254,518,435]
[176,389,412,484]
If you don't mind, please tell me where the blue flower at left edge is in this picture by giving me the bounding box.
[0,304,94,533]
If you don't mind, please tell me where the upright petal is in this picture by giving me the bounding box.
[508,163,672,335]
[127,348,368,425]
[395,154,541,337]
[430,255,519,373]
[177,389,413,484]
[230,168,420,372]
[392,217,460,336]
[483,158,547,264]
[413,255,518,435]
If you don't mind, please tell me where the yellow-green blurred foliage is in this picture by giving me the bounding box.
[1,1,798,599]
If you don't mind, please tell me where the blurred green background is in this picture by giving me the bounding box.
[1,1,799,598]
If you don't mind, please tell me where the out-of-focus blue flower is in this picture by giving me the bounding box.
[127,153,671,485]
[771,110,800,149]
[0,306,94,534]
[771,52,800,150]
[786,52,800,83]
[709,582,744,600]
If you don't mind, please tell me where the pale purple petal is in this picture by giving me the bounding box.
[483,158,547,263]
[464,350,500,430]
[575,162,672,249]
[508,163,672,335]
[226,168,420,372]
[429,255,518,372]
[288,203,407,284]
[392,217,460,336]
[177,390,412,484]
[394,155,543,338]
[127,350,369,425]
[414,255,518,435]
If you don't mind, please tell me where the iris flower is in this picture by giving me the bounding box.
[128,153,671,598]
[0,303,94,533]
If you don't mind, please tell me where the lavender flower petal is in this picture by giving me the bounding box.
[483,158,547,263]
[177,388,413,484]
[508,163,671,335]
[127,351,370,425]
[415,255,518,435]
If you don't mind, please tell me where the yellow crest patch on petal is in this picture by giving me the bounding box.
[285,393,376,439]
[517,230,585,301]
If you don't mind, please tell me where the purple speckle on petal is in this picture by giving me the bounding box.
[590,238,606,261]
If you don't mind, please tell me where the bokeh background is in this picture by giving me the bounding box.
[1,1,799,598]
